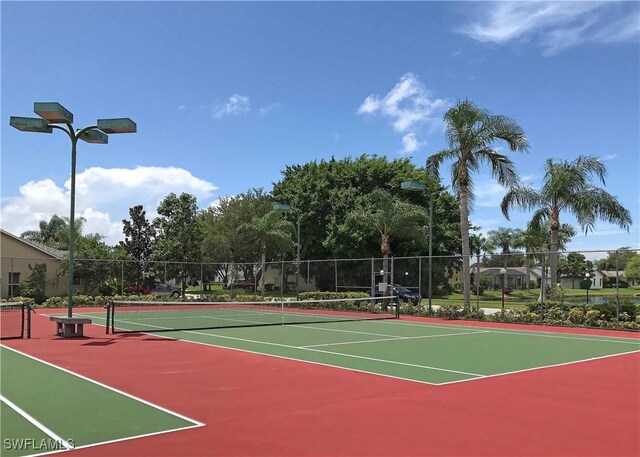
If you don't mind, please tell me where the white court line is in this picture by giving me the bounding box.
[24,423,204,457]
[105,317,486,378]
[301,330,489,348]
[69,312,640,387]
[437,348,640,386]
[0,395,72,450]
[0,345,204,427]
[380,319,640,345]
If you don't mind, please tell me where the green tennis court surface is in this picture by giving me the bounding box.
[79,309,640,385]
[0,346,201,457]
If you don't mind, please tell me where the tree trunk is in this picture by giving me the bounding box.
[459,185,471,308]
[549,206,560,289]
[260,243,267,297]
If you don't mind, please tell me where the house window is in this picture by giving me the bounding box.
[8,272,20,297]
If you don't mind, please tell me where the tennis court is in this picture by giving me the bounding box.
[0,345,202,457]
[2,299,639,456]
[75,299,640,385]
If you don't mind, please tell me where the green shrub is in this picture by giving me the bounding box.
[435,304,465,319]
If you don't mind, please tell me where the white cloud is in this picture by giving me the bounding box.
[178,104,187,113]
[258,103,282,116]
[473,178,507,208]
[1,166,217,245]
[460,1,640,55]
[357,73,450,133]
[599,153,618,162]
[401,133,423,154]
[212,94,251,119]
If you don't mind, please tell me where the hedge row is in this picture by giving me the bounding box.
[417,299,640,331]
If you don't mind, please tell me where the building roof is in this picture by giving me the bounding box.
[1,229,67,259]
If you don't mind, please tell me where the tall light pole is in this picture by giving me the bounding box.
[585,272,591,304]
[401,181,433,315]
[273,202,301,299]
[500,267,507,315]
[10,102,136,318]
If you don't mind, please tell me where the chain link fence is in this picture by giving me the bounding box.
[3,250,639,308]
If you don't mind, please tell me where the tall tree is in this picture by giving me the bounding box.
[486,227,523,268]
[120,205,156,291]
[427,100,529,307]
[501,156,632,287]
[595,247,636,271]
[71,234,115,295]
[199,188,272,283]
[558,252,592,288]
[345,189,429,285]
[152,193,204,293]
[625,254,640,284]
[21,215,85,250]
[237,211,295,296]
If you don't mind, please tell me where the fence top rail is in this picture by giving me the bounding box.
[2,248,638,265]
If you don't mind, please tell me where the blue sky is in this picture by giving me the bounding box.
[2,1,639,257]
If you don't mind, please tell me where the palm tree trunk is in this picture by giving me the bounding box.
[549,207,560,289]
[260,250,266,297]
[459,185,471,308]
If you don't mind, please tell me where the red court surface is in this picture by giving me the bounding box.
[3,308,639,457]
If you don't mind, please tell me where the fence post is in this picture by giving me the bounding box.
[370,258,375,298]
[615,249,620,322]
[334,259,338,293]
[418,257,422,303]
[476,254,481,311]
[121,260,124,295]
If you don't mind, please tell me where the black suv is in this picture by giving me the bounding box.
[392,284,421,305]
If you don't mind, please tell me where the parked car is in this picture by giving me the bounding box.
[150,282,182,298]
[130,282,181,298]
[393,285,421,305]
[371,284,421,305]
[228,280,255,291]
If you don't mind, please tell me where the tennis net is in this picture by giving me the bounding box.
[106,296,399,334]
[0,302,32,339]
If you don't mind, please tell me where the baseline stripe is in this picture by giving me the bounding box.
[0,394,72,450]
[0,345,204,427]
[301,330,489,348]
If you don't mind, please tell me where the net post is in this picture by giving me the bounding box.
[20,301,26,339]
[105,302,111,334]
[26,301,33,338]
[396,295,400,319]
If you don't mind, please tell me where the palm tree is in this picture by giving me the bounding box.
[514,221,575,297]
[502,156,632,288]
[21,215,86,250]
[347,189,429,288]
[237,211,295,296]
[487,227,523,268]
[427,100,529,307]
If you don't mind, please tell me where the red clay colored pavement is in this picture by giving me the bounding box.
[3,308,638,457]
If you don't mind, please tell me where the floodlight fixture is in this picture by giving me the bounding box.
[273,202,292,211]
[80,129,108,144]
[9,116,52,133]
[97,118,137,134]
[400,181,426,192]
[34,102,74,124]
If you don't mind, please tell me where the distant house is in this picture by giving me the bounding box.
[470,266,539,290]
[558,269,605,290]
[601,270,639,288]
[0,229,68,299]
